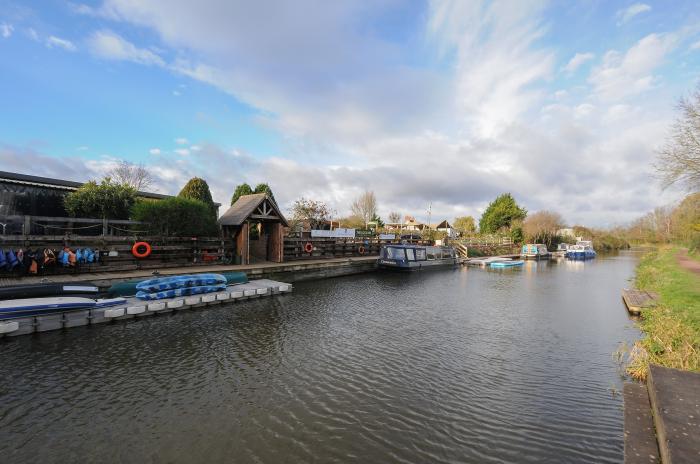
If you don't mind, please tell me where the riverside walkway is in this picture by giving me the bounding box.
[0,256,379,288]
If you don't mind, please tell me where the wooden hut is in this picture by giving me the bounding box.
[217,194,288,264]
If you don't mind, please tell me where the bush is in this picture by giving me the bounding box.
[131,197,219,237]
[178,177,217,219]
[64,178,136,219]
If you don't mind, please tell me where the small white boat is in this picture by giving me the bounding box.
[566,241,596,260]
[521,244,550,260]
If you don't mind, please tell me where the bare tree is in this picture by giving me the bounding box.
[290,197,330,230]
[106,160,154,191]
[656,84,700,191]
[388,211,401,224]
[523,210,564,247]
[350,191,377,228]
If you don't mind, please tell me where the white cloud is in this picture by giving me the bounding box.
[1,23,13,38]
[175,148,190,156]
[562,52,594,74]
[172,90,181,96]
[691,39,700,51]
[46,35,76,52]
[190,145,201,151]
[26,28,39,42]
[616,3,651,25]
[589,33,678,101]
[76,146,89,151]
[149,148,161,155]
[174,137,188,145]
[87,30,164,66]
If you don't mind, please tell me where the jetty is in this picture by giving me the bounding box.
[624,364,700,464]
[622,289,658,315]
[0,279,292,338]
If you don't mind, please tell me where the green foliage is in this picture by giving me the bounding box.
[253,183,276,203]
[478,193,527,234]
[64,178,136,219]
[131,197,218,237]
[231,183,253,205]
[178,177,217,218]
[510,225,524,244]
[626,247,700,379]
[369,213,384,229]
[453,216,477,235]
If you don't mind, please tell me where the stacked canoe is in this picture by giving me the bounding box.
[135,273,230,300]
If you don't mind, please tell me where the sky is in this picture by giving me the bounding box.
[1,0,699,227]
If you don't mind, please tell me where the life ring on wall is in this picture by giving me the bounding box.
[358,245,366,255]
[132,241,152,259]
[304,242,314,253]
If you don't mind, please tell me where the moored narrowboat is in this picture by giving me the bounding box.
[565,241,596,260]
[377,244,458,270]
[521,243,550,260]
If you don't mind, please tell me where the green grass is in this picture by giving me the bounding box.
[626,247,700,379]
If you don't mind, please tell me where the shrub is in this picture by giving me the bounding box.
[64,178,136,219]
[178,177,217,218]
[131,197,218,237]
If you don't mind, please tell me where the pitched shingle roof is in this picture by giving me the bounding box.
[217,193,288,227]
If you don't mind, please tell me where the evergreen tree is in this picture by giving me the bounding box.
[230,183,253,205]
[253,183,276,203]
[478,193,527,234]
[178,177,217,218]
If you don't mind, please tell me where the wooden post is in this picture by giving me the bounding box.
[236,223,249,264]
[269,222,284,263]
[102,218,108,237]
[23,215,30,237]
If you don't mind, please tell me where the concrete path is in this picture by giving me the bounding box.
[677,248,700,275]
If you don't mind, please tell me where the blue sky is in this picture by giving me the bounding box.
[1,0,699,226]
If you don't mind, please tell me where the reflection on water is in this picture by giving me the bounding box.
[0,252,640,463]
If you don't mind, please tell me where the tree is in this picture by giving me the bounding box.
[453,216,477,235]
[253,183,276,204]
[131,197,218,236]
[523,210,564,247]
[369,213,384,229]
[478,193,527,234]
[350,190,377,228]
[178,177,216,218]
[656,84,700,191]
[290,198,331,230]
[388,211,402,224]
[106,160,154,191]
[230,183,253,205]
[338,215,365,229]
[64,178,136,219]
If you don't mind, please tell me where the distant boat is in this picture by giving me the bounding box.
[521,243,550,260]
[566,241,596,260]
[377,244,457,270]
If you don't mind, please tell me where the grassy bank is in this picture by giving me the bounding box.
[627,247,700,379]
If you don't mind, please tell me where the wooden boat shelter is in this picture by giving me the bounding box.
[217,194,288,264]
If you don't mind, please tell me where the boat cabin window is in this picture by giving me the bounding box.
[406,248,415,261]
[415,249,426,260]
[385,247,405,260]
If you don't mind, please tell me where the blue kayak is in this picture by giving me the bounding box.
[490,260,524,268]
[136,284,227,301]
[136,273,227,293]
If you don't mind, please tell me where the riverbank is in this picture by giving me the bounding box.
[627,247,700,379]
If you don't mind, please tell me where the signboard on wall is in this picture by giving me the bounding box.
[355,230,374,238]
[310,228,356,238]
[378,234,395,240]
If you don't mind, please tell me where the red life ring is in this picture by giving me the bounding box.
[358,245,366,255]
[132,241,152,259]
[304,242,313,253]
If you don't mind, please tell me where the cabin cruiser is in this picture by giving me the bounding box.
[521,243,550,260]
[377,244,458,270]
[565,241,596,260]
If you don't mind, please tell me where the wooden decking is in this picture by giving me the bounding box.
[0,256,379,288]
[622,289,658,315]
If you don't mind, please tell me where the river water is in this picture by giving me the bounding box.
[0,252,641,463]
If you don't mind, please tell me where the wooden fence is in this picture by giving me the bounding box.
[0,233,225,277]
[284,237,397,261]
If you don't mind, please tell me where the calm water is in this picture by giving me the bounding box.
[0,253,641,463]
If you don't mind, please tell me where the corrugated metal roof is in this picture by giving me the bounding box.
[218,194,288,227]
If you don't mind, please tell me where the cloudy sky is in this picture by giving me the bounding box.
[1,0,699,226]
